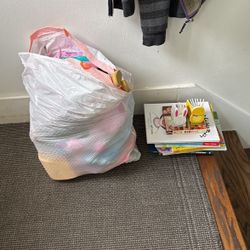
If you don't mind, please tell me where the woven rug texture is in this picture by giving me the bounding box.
[0,116,222,250]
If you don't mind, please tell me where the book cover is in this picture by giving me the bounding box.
[148,145,212,155]
[204,111,227,151]
[155,141,220,148]
[144,102,220,144]
[154,111,227,155]
[148,144,159,154]
[157,146,206,156]
[161,105,207,135]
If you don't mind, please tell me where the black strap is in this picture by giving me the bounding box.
[108,0,113,16]
[179,18,193,34]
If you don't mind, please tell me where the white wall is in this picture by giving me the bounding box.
[1,0,250,145]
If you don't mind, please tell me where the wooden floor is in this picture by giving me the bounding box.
[246,148,250,162]
[211,131,250,249]
[198,131,250,249]
[198,155,247,249]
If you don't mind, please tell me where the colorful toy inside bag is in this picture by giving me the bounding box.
[19,27,141,180]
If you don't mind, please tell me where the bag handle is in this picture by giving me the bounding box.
[29,27,68,52]
[29,27,115,75]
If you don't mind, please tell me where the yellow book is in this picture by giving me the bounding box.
[157,146,207,155]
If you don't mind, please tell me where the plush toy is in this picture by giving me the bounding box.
[186,99,205,125]
[171,103,188,127]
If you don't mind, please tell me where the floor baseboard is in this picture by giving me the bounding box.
[0,96,29,124]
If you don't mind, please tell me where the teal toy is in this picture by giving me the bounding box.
[61,55,89,62]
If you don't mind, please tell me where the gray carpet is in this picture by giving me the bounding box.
[0,116,222,250]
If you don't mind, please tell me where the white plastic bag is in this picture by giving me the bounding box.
[19,27,140,180]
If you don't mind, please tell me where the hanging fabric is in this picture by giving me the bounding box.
[109,0,206,46]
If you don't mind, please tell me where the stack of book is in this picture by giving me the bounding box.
[144,101,227,156]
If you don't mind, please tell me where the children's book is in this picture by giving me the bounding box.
[203,111,227,151]
[155,141,220,148]
[148,144,159,154]
[160,104,207,135]
[157,146,206,156]
[154,111,226,155]
[144,102,220,144]
[148,144,213,155]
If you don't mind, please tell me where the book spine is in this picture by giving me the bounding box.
[188,151,213,155]
[202,141,220,146]
[156,141,220,147]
